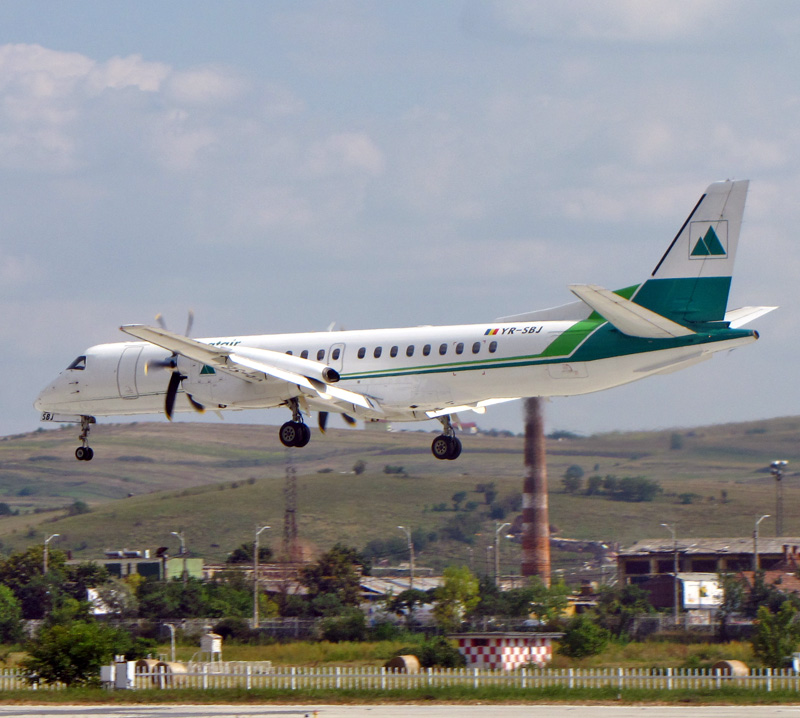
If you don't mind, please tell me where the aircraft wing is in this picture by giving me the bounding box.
[120,324,379,412]
[426,397,520,419]
[724,306,778,328]
[568,284,696,339]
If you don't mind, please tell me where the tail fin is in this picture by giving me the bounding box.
[632,179,749,323]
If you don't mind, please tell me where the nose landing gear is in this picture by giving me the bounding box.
[75,416,96,461]
[431,414,462,460]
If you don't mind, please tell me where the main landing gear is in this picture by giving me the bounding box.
[431,415,462,460]
[279,399,311,448]
[75,415,95,461]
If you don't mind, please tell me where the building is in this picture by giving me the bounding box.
[68,549,203,580]
[452,632,562,670]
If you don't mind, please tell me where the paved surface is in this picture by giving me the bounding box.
[1,706,800,718]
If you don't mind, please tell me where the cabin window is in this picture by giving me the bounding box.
[423,344,431,356]
[301,350,309,359]
[455,342,464,355]
[406,345,415,357]
[286,350,293,355]
[374,347,382,359]
[67,355,86,370]
[489,341,498,353]
[316,349,325,361]
[358,347,366,359]
[439,343,448,356]
[472,342,481,354]
[390,345,399,358]
[332,348,341,360]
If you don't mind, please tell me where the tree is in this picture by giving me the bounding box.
[585,475,603,496]
[386,588,431,627]
[432,565,480,632]
[300,544,368,608]
[559,614,611,658]
[451,491,468,511]
[93,577,139,617]
[752,601,800,668]
[22,620,126,686]
[353,460,367,475]
[527,577,571,626]
[226,542,273,564]
[561,465,584,493]
[0,585,23,643]
[594,583,654,639]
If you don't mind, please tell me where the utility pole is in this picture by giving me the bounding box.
[43,533,60,574]
[771,461,788,536]
[494,522,511,587]
[661,523,679,626]
[171,530,187,584]
[397,525,415,590]
[754,514,770,572]
[253,525,271,628]
[521,397,551,585]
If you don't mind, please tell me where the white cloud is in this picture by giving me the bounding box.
[305,132,385,177]
[166,66,246,105]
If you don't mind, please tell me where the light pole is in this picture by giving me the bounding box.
[171,530,187,584]
[754,514,770,572]
[494,522,511,586]
[253,525,271,628]
[398,525,415,590]
[661,523,679,625]
[771,461,788,536]
[165,623,176,663]
[43,533,60,574]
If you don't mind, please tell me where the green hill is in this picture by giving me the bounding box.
[1,417,799,576]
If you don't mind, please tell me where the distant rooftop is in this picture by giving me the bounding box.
[621,537,800,556]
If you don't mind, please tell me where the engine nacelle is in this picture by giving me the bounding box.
[231,346,340,383]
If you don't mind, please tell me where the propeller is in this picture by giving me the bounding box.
[318,411,357,433]
[148,312,204,420]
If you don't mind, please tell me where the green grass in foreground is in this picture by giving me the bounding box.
[2,685,800,704]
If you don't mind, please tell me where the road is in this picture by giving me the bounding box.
[1,706,800,718]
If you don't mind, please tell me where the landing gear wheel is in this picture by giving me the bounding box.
[432,435,452,460]
[448,436,462,460]
[75,446,94,461]
[279,421,310,448]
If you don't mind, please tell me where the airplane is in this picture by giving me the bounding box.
[35,179,775,462]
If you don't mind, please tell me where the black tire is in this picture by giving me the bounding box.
[431,435,452,460]
[447,436,462,460]
[295,423,311,448]
[84,447,95,461]
[75,446,87,461]
[279,421,299,447]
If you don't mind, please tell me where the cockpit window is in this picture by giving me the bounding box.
[67,355,86,370]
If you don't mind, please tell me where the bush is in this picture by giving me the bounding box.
[213,616,254,642]
[399,636,465,668]
[558,614,611,658]
[320,607,368,642]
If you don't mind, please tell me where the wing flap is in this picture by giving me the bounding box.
[569,284,696,339]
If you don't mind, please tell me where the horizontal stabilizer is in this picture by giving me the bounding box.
[724,306,778,328]
[569,284,696,339]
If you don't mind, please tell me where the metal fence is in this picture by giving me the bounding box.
[0,668,65,690]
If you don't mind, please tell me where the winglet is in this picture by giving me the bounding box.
[569,284,696,339]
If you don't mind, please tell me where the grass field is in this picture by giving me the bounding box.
[1,416,799,572]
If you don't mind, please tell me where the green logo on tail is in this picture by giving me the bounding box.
[691,227,726,257]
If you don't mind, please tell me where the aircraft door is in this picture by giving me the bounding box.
[117,346,142,399]
[328,343,345,372]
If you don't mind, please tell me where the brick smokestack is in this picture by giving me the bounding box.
[521,397,551,585]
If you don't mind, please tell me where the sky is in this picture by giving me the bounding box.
[1,0,798,440]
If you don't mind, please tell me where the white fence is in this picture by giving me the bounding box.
[5,665,800,692]
[124,665,800,692]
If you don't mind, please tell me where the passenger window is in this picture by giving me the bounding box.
[67,355,86,370]
[358,347,366,359]
[390,346,398,358]
[317,349,325,361]
[406,345,415,357]
[332,348,341,360]
[423,344,431,356]
[455,343,464,355]
[301,350,309,359]
[374,347,382,358]
[472,342,481,354]
[489,341,498,353]
[286,350,293,355]
[439,343,447,356]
